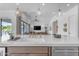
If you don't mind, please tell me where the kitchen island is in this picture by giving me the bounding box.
[0,35,79,56]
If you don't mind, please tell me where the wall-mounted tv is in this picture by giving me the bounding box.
[34,26,41,30]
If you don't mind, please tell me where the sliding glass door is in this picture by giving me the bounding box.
[0,18,12,42]
[0,19,2,41]
[20,20,30,35]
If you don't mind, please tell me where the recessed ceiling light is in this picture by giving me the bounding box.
[42,3,45,6]
[66,4,70,7]
[16,3,20,6]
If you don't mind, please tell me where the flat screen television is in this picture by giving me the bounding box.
[34,26,41,30]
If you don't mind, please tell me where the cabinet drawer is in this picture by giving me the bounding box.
[7,46,48,54]
[54,49,78,53]
[53,52,78,56]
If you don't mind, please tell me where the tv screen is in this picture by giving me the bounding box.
[34,26,41,30]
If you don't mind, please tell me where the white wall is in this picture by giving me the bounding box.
[59,5,78,37]
[49,16,58,34]
[50,5,78,37]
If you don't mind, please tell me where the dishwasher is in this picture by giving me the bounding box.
[0,47,5,56]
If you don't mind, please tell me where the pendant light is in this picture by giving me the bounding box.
[58,8,61,16]
[35,16,39,22]
[16,3,21,16]
[37,8,41,15]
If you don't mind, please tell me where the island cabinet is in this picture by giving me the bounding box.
[52,47,78,56]
[7,46,51,56]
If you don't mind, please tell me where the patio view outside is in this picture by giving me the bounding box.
[0,19,12,42]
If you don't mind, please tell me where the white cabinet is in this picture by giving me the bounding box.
[53,47,78,56]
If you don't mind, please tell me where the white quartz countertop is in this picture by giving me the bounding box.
[0,35,79,46]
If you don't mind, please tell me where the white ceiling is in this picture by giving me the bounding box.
[0,3,78,25]
[0,3,16,11]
